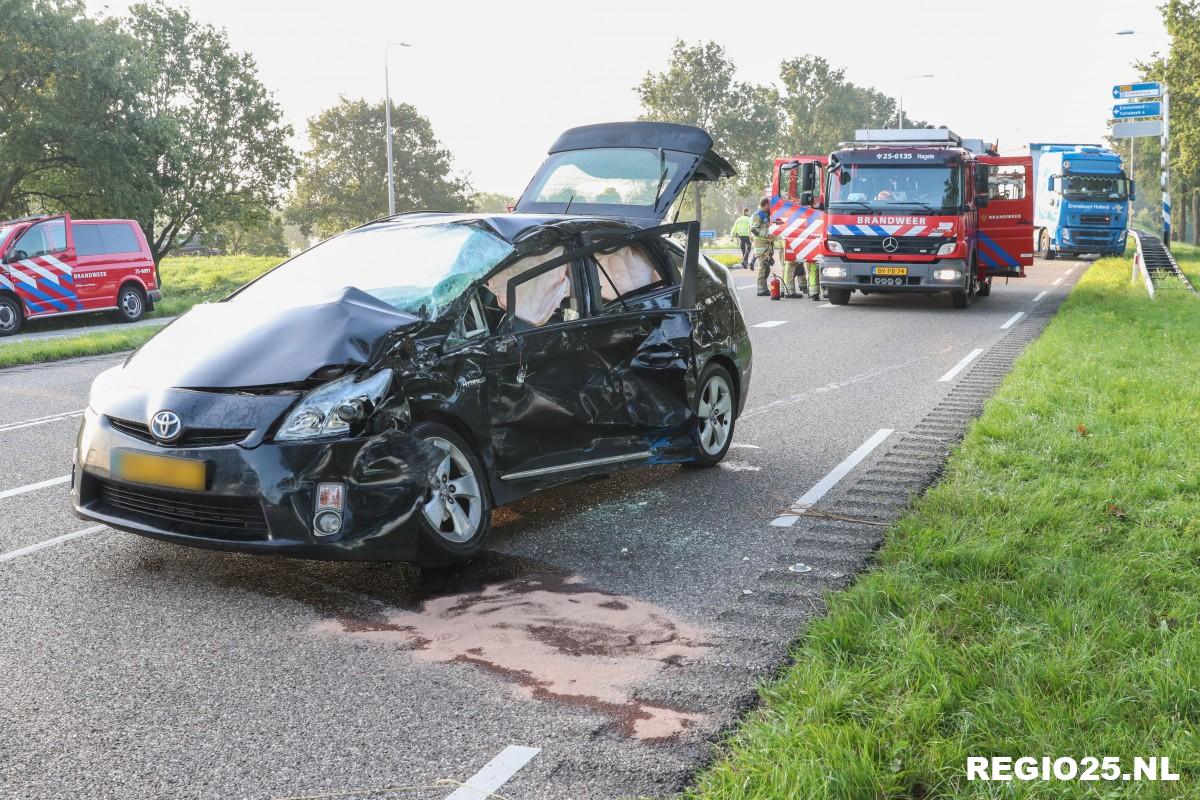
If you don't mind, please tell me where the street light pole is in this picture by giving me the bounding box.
[898,74,934,130]
[384,41,412,218]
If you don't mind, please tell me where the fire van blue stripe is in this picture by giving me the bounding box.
[20,283,71,312]
[977,231,1018,268]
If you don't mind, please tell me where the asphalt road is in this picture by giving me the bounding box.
[0,259,1087,800]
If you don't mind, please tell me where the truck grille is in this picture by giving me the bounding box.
[108,416,250,447]
[1070,232,1116,245]
[831,236,943,256]
[1079,214,1111,225]
[97,480,268,538]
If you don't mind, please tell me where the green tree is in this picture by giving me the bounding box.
[120,1,297,262]
[0,1,150,218]
[287,97,471,239]
[211,212,289,257]
[470,191,515,213]
[635,40,780,217]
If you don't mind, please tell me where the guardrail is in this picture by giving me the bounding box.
[1130,231,1196,299]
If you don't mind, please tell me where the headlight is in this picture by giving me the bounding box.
[826,240,844,254]
[936,242,957,256]
[276,369,393,441]
[822,266,848,278]
[1063,229,1072,240]
[933,269,962,281]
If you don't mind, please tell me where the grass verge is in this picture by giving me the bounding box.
[0,255,278,369]
[688,249,1200,798]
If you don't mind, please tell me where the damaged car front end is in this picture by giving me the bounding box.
[73,122,752,565]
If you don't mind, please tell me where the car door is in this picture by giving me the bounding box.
[976,156,1035,276]
[482,223,702,484]
[773,156,827,262]
[3,215,80,316]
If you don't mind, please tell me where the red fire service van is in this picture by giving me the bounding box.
[783,129,1033,307]
[0,214,160,336]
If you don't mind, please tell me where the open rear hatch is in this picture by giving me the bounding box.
[514,122,735,228]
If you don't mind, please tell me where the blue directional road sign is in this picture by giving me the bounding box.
[1113,82,1162,100]
[1113,101,1162,119]
[699,229,716,239]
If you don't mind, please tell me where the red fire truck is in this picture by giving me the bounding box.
[783,129,1033,307]
[770,155,828,265]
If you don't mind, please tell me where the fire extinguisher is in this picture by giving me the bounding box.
[769,274,781,300]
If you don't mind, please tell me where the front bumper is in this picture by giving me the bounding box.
[1060,228,1127,254]
[72,408,439,561]
[818,258,968,293]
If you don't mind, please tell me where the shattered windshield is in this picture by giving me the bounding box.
[827,164,962,212]
[230,222,514,319]
[1063,173,1128,201]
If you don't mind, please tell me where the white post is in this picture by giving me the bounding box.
[385,58,395,217]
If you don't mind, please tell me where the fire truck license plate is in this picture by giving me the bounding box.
[873,267,908,276]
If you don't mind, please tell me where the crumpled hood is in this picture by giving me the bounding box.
[116,287,420,389]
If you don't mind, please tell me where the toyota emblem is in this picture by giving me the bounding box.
[150,410,183,443]
[882,236,900,253]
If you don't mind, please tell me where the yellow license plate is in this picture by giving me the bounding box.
[873,267,908,276]
[111,451,206,491]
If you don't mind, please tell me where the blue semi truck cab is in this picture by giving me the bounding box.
[1030,143,1132,259]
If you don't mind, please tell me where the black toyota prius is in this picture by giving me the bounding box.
[72,122,752,565]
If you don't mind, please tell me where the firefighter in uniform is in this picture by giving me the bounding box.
[781,257,803,298]
[751,198,777,296]
[805,259,821,301]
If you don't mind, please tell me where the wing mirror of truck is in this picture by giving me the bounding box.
[800,190,815,206]
[975,196,990,209]
[799,162,817,195]
[1047,175,1058,192]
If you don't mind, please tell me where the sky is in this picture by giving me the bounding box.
[86,0,1168,196]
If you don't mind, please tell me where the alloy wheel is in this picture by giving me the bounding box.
[0,304,16,333]
[697,374,733,456]
[420,436,483,543]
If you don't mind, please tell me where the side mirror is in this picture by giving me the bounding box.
[974,168,989,197]
[7,249,27,263]
[1047,175,1057,192]
[800,190,814,206]
[975,196,990,209]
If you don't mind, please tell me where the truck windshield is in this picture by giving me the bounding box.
[229,222,515,319]
[827,164,961,213]
[1062,174,1128,201]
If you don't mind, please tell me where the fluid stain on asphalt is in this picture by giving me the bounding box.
[312,571,711,742]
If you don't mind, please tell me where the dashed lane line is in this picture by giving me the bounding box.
[1052,277,1064,286]
[0,409,84,433]
[0,475,70,501]
[1000,311,1026,330]
[751,320,788,328]
[1032,290,1049,303]
[0,525,105,564]
[770,428,894,528]
[444,746,541,800]
[938,349,984,383]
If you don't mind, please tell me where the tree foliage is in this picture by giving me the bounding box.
[121,1,297,261]
[287,98,471,239]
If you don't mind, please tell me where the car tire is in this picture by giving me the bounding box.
[976,277,992,297]
[951,269,976,309]
[685,362,736,469]
[826,288,851,305]
[411,421,492,566]
[0,295,23,337]
[116,284,147,323]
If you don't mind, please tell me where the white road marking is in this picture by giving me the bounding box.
[0,409,84,433]
[718,461,762,472]
[1000,311,1025,330]
[737,284,758,292]
[741,346,954,421]
[0,474,70,500]
[938,348,984,383]
[771,428,894,527]
[0,525,105,564]
[1066,266,1077,275]
[1052,277,1064,286]
[444,745,541,799]
[729,442,761,450]
[752,320,788,328]
[1032,290,1049,303]
[819,303,835,308]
